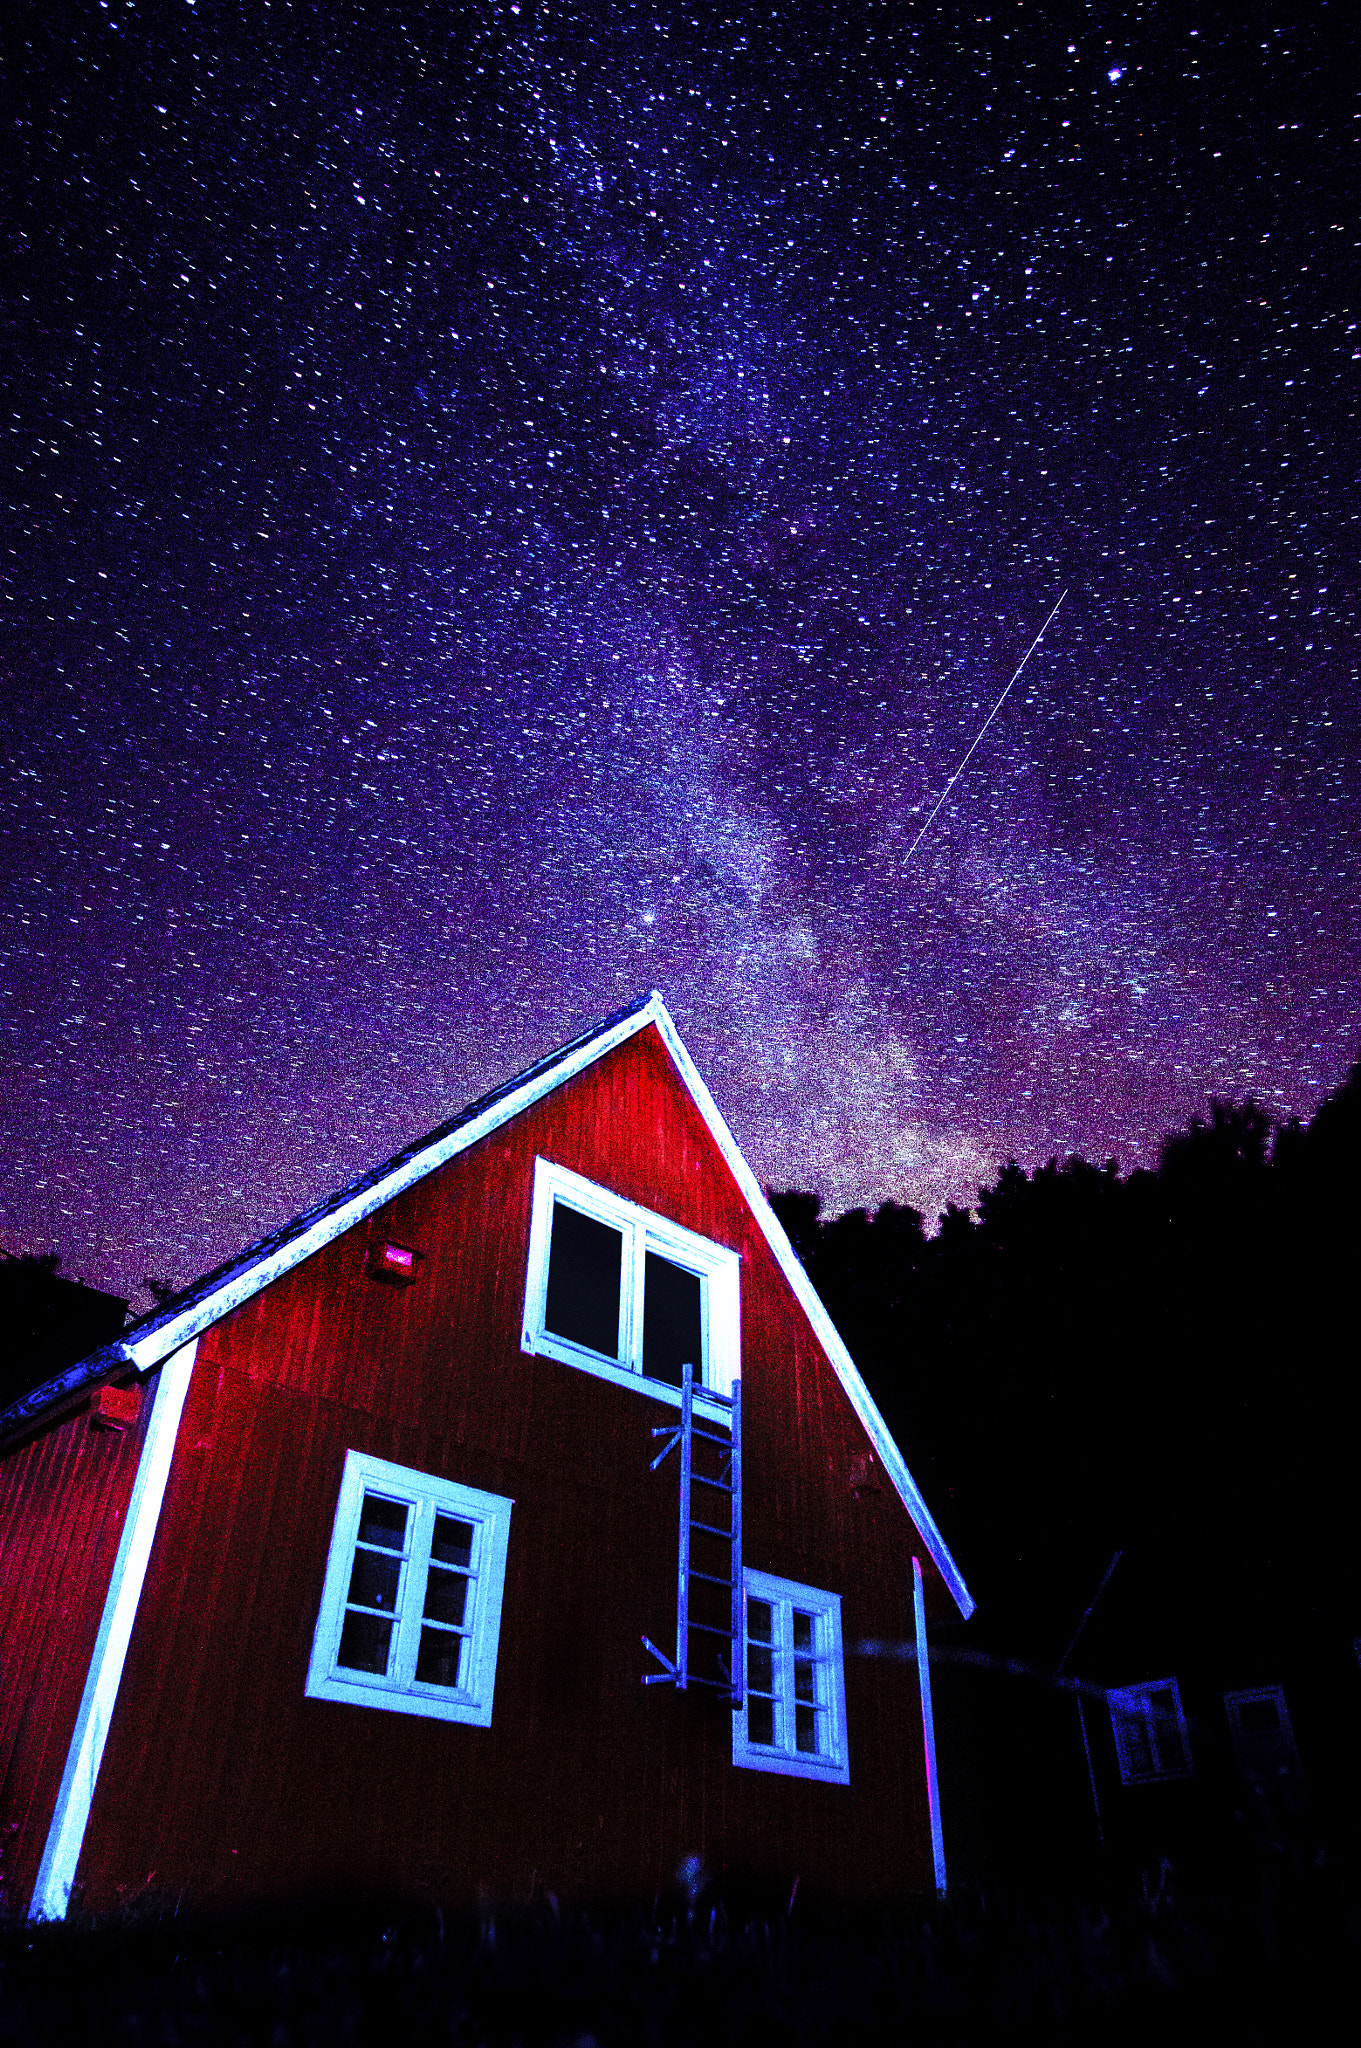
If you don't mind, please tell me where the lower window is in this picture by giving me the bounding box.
[306,1449,513,1726]
[732,1568,850,1784]
[1107,1678,1194,1784]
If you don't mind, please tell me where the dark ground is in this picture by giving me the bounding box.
[2,1850,1356,2046]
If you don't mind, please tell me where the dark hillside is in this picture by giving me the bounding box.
[768,1061,1361,1888]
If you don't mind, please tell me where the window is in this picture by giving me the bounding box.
[1107,1678,1194,1785]
[522,1157,740,1408]
[1223,1685,1300,1775]
[306,1450,513,1726]
[732,1568,850,1784]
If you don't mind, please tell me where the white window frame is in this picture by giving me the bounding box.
[1107,1677,1194,1785]
[732,1567,850,1785]
[306,1449,513,1726]
[1223,1684,1300,1771]
[521,1156,740,1416]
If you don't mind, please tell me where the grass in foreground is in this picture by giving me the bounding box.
[1,1852,1356,2045]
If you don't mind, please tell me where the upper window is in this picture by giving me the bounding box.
[1107,1678,1194,1785]
[306,1450,513,1726]
[522,1157,740,1406]
[732,1568,850,1785]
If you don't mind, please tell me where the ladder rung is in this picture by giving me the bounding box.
[686,1619,733,1638]
[688,1568,732,1587]
[691,1425,733,1446]
[689,1518,732,1540]
[691,1473,733,1493]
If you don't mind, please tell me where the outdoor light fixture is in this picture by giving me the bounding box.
[90,1383,141,1431]
[366,1240,424,1286]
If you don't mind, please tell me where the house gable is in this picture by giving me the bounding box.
[1,994,970,1624]
[6,992,972,1917]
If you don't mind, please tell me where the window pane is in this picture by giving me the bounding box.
[794,1655,817,1704]
[1240,1697,1280,1735]
[432,1514,474,1569]
[1150,1694,1186,1772]
[793,1610,814,1654]
[748,1695,775,1746]
[796,1704,819,1753]
[415,1627,465,1689]
[338,1610,393,1675]
[1123,1712,1154,1777]
[544,1202,623,1358]
[347,1548,402,1613]
[642,1252,704,1387]
[748,1642,773,1695]
[423,1564,469,1628]
[748,1599,773,1643]
[358,1493,408,1551]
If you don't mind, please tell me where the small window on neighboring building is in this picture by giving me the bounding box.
[306,1450,513,1726]
[1107,1678,1194,1785]
[1223,1685,1300,1774]
[523,1157,740,1406]
[732,1568,850,1784]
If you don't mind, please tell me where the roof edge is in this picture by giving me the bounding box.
[0,992,663,1443]
[647,1006,974,1620]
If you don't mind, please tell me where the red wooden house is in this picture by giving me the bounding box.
[0,993,972,1920]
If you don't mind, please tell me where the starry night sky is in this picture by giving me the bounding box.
[4,2,1359,1307]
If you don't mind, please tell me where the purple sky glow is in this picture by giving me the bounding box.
[4,3,1358,1308]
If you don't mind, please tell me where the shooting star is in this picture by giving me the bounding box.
[902,589,1068,873]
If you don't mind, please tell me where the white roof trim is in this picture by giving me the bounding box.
[43,991,972,1619]
[117,999,670,1378]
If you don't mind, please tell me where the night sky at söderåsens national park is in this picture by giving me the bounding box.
[4,2,1359,1308]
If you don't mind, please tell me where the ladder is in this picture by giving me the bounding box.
[642,1360,743,1705]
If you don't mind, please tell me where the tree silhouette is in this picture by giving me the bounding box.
[0,1252,129,1412]
[766,1059,1361,1659]
[1158,1095,1274,1182]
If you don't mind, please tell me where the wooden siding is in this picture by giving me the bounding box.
[71,1025,949,1911]
[0,1392,150,1916]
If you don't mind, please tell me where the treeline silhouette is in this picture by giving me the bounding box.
[0,1253,129,1414]
[769,1061,1361,1663]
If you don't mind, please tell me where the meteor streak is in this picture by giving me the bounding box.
[902,589,1068,873]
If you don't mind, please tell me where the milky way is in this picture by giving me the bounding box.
[4,3,1358,1304]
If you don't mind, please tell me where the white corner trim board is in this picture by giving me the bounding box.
[913,1554,947,1896]
[28,1339,198,1921]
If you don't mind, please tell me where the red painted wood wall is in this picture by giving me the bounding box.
[63,1025,952,1912]
[0,1393,149,1915]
